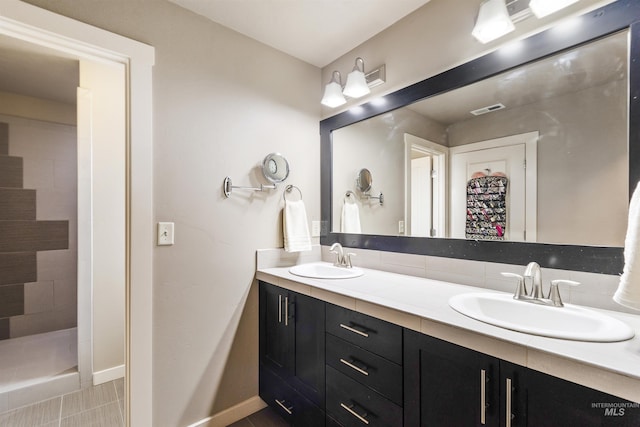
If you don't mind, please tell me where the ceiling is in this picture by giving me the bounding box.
[0,35,78,105]
[167,0,432,67]
[0,0,430,105]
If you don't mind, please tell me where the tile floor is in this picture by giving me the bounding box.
[0,378,124,427]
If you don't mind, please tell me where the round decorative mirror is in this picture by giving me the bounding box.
[356,168,373,193]
[262,153,290,184]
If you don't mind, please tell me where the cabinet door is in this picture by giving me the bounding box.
[499,361,527,427]
[291,291,325,407]
[260,281,294,377]
[259,281,326,408]
[523,366,640,427]
[404,329,499,426]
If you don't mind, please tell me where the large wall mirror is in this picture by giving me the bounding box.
[321,1,640,274]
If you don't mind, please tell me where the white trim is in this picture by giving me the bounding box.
[93,364,125,385]
[186,396,267,427]
[404,133,449,237]
[0,2,155,425]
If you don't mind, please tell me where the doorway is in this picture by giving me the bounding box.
[0,1,154,424]
[404,133,448,237]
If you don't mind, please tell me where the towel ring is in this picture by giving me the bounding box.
[284,185,303,201]
[345,190,356,200]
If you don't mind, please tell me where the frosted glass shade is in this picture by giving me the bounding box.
[321,80,346,108]
[343,69,370,98]
[472,0,515,44]
[529,0,579,18]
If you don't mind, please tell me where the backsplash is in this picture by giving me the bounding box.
[257,245,637,315]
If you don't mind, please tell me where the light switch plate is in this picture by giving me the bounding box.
[311,220,321,237]
[157,222,175,246]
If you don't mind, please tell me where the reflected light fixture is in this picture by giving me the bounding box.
[529,0,580,18]
[472,0,515,44]
[320,71,347,108]
[343,57,371,98]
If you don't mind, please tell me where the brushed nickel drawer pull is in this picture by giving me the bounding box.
[278,295,282,323]
[506,377,512,427]
[340,358,369,376]
[339,323,369,338]
[275,399,293,415]
[480,369,486,425]
[340,403,370,425]
[284,296,289,326]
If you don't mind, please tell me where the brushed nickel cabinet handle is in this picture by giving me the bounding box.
[340,403,370,425]
[275,399,293,415]
[481,369,486,425]
[284,296,289,326]
[506,377,512,427]
[340,358,369,376]
[278,295,282,323]
[339,323,369,338]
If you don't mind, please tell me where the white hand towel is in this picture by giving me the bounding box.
[614,181,640,310]
[283,199,312,252]
[341,199,361,233]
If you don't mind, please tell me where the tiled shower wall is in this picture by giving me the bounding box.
[0,117,75,340]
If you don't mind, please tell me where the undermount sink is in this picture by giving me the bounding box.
[289,262,364,279]
[449,292,635,342]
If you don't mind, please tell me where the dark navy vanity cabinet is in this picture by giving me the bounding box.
[259,280,640,426]
[259,281,325,425]
[325,304,403,426]
[404,329,640,427]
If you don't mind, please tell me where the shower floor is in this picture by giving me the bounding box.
[0,328,77,394]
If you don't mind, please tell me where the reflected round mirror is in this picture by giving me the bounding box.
[262,153,290,183]
[356,168,373,193]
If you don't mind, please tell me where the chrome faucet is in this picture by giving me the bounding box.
[329,243,356,268]
[501,262,580,307]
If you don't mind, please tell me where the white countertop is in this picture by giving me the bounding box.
[256,263,640,403]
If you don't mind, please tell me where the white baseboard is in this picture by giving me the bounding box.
[187,396,267,427]
[93,364,125,385]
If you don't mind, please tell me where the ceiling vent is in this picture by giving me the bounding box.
[470,103,506,116]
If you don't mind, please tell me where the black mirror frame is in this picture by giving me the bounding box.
[320,0,640,275]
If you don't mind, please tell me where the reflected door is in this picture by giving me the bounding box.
[451,135,535,241]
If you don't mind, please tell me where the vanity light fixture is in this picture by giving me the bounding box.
[472,0,515,44]
[472,0,584,44]
[343,57,371,98]
[321,70,347,108]
[529,0,580,18]
[321,58,386,108]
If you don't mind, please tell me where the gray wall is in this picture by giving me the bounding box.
[24,1,320,425]
[332,108,446,235]
[448,80,628,246]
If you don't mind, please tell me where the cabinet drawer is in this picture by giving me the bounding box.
[326,333,402,406]
[326,304,402,364]
[326,365,402,427]
[259,367,324,427]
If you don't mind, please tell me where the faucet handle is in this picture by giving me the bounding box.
[548,280,580,307]
[501,272,526,299]
[345,252,356,268]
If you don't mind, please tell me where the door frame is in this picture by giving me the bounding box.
[0,2,154,425]
[449,131,538,242]
[404,133,448,237]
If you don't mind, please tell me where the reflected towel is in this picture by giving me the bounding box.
[614,181,640,310]
[341,199,361,233]
[283,199,312,252]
